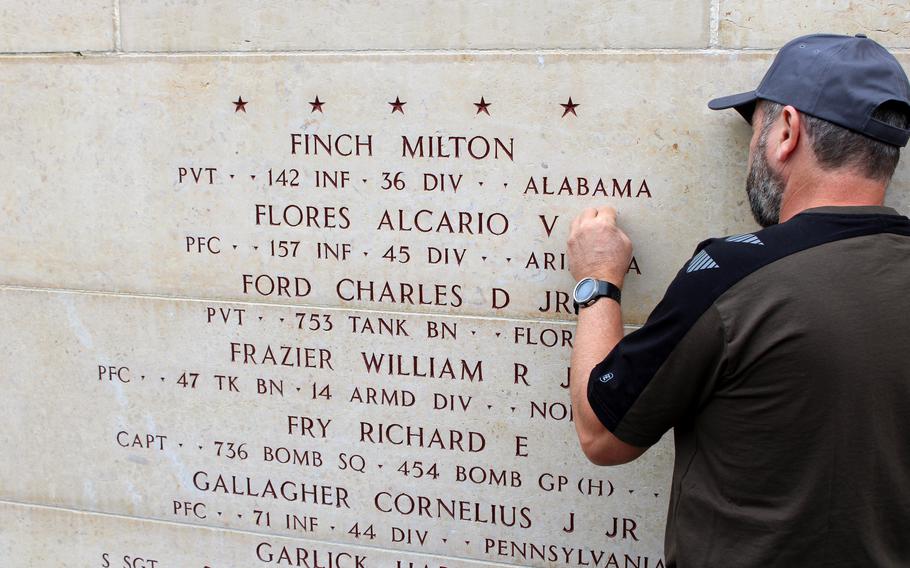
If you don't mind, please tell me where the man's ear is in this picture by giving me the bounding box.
[775,105,802,163]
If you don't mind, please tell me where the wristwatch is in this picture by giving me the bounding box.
[572,277,622,314]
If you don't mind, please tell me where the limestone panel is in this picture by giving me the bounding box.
[0,1,114,53]
[0,52,800,325]
[719,1,910,48]
[119,0,709,51]
[0,286,671,565]
[0,501,504,567]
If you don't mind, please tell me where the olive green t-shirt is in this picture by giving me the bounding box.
[588,206,910,567]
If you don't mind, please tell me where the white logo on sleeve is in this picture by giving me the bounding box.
[725,233,764,245]
[599,372,615,383]
[686,250,719,273]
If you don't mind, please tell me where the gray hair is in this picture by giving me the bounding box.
[759,100,909,181]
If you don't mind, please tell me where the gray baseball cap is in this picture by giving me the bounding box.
[709,33,910,147]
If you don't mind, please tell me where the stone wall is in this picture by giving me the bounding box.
[1,2,908,567]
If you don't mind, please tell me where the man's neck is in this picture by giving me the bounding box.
[778,172,887,223]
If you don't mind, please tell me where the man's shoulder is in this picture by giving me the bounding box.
[662,229,779,312]
[665,209,910,314]
[685,230,770,276]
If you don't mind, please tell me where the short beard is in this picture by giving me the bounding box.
[745,119,786,228]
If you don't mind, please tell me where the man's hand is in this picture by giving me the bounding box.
[567,206,633,287]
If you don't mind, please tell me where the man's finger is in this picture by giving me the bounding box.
[597,206,618,224]
[579,207,598,221]
[571,208,596,232]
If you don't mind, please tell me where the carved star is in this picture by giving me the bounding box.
[389,96,406,114]
[474,96,491,115]
[309,95,325,113]
[560,97,579,117]
[233,96,248,113]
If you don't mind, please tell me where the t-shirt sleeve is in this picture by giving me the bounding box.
[587,261,729,447]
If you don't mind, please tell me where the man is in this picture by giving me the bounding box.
[567,34,910,566]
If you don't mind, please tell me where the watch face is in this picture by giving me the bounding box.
[574,278,597,303]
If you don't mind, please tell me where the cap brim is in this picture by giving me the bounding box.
[708,90,758,123]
